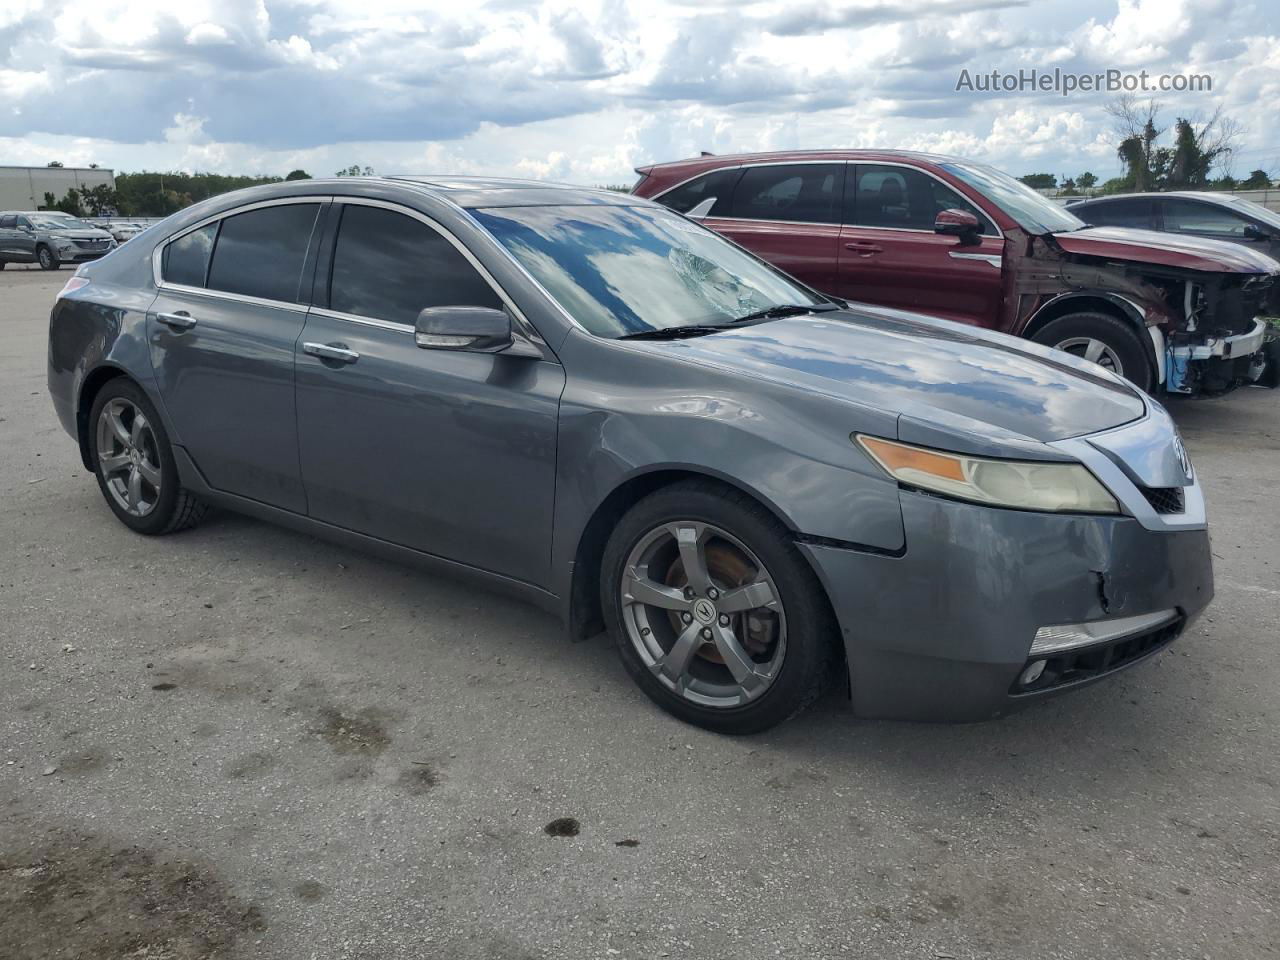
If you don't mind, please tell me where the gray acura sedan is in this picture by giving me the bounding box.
[47,177,1213,733]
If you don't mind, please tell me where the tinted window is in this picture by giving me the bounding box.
[655,169,742,217]
[0,215,14,229]
[163,223,218,287]
[329,205,501,324]
[852,164,994,234]
[729,164,842,224]
[206,203,320,302]
[1162,198,1252,239]
[1076,198,1152,228]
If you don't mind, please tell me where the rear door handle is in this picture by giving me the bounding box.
[156,311,197,330]
[303,341,360,364]
[844,241,883,254]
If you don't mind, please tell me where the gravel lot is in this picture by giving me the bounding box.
[2,265,1278,960]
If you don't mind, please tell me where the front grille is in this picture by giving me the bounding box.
[1012,617,1183,695]
[1141,486,1185,514]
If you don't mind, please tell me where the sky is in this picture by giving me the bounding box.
[0,0,1277,185]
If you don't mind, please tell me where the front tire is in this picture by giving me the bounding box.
[88,379,208,535]
[602,480,837,734]
[1031,311,1154,393]
[37,245,60,270]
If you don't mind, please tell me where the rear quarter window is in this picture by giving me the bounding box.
[162,223,218,287]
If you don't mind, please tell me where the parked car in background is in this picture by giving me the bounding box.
[92,219,147,243]
[49,176,1212,733]
[633,151,1279,396]
[1066,191,1280,263]
[0,211,116,269]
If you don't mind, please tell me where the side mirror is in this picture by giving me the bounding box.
[934,208,982,244]
[414,306,512,353]
[1243,224,1272,242]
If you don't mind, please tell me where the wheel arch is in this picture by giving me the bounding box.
[1020,293,1158,383]
[75,363,134,470]
[564,466,797,641]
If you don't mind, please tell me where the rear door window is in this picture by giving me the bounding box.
[654,169,743,217]
[328,204,502,325]
[205,203,321,302]
[851,165,995,234]
[162,223,218,288]
[0,215,15,229]
[728,164,843,224]
[1076,198,1153,229]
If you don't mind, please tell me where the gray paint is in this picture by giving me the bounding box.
[46,176,1216,721]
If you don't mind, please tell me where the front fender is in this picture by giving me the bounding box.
[549,330,907,604]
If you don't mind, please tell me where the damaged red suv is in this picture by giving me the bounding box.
[633,151,1279,395]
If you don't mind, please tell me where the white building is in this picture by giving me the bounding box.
[0,165,116,211]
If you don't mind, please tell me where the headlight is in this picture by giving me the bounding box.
[856,435,1121,514]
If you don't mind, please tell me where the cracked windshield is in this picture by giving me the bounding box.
[471,204,824,337]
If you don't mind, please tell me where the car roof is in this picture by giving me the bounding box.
[385,175,645,208]
[638,149,966,173]
[1070,191,1235,205]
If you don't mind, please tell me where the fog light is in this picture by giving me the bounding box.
[1031,608,1178,656]
[1019,660,1047,686]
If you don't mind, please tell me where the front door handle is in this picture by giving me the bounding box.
[156,311,197,330]
[843,241,883,254]
[303,341,360,364]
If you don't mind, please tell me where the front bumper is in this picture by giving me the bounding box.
[802,491,1214,721]
[1167,317,1273,393]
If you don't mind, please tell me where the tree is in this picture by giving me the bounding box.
[50,188,85,217]
[1018,173,1057,190]
[1239,169,1272,189]
[1077,171,1098,191]
[1107,94,1241,191]
[335,164,375,177]
[47,160,64,168]
[1059,177,1078,196]
[285,169,312,180]
[80,183,118,216]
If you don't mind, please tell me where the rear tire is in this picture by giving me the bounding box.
[88,379,208,535]
[602,480,838,734]
[1031,311,1154,393]
[37,245,60,270]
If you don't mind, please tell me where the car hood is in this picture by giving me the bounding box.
[656,307,1146,445]
[1052,226,1280,274]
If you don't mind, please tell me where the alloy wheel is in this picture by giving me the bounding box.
[620,521,786,708]
[96,398,162,517]
[1054,336,1124,376]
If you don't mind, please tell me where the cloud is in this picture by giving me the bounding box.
[0,0,1273,186]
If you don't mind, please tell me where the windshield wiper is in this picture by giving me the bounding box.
[729,302,841,324]
[618,324,736,341]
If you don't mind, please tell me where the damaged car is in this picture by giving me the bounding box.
[49,177,1213,733]
[633,151,1279,396]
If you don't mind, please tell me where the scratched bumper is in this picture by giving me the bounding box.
[800,490,1214,721]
